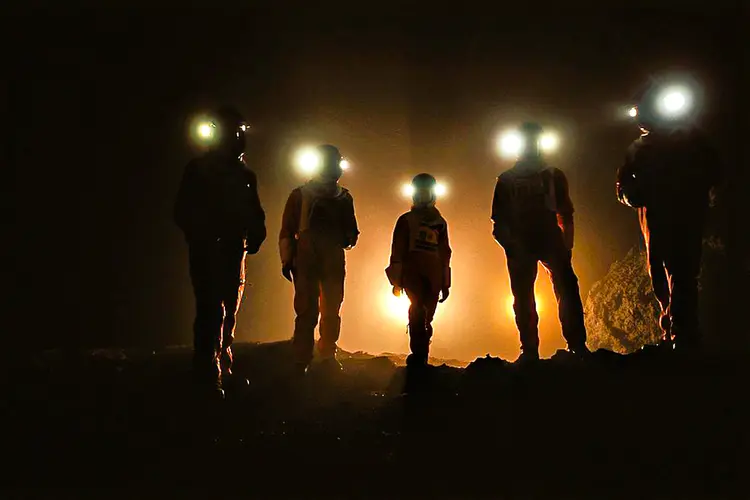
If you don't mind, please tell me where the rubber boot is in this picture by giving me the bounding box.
[515,348,540,365]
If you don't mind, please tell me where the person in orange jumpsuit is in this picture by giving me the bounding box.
[279,145,359,376]
[386,173,452,368]
[617,88,722,352]
[492,122,589,363]
[174,106,266,397]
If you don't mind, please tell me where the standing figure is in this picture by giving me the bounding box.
[492,122,589,363]
[617,84,722,352]
[386,173,452,369]
[279,144,359,376]
[174,106,266,398]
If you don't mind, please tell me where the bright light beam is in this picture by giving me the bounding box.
[498,131,524,158]
[655,85,693,120]
[295,148,321,175]
[340,159,350,170]
[384,288,411,321]
[434,183,447,197]
[628,106,638,118]
[506,294,543,318]
[402,183,416,197]
[197,123,213,139]
[539,133,559,152]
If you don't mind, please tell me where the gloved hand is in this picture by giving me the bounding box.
[439,287,450,303]
[392,286,403,297]
[282,264,294,283]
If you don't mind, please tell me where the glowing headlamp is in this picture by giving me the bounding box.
[295,148,321,175]
[192,117,249,145]
[197,122,215,139]
[497,129,559,158]
[654,85,693,120]
[400,182,447,198]
[294,147,350,176]
[628,76,701,128]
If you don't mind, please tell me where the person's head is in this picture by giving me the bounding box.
[211,105,248,158]
[314,144,344,183]
[411,173,437,208]
[519,122,544,159]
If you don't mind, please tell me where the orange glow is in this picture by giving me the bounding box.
[378,282,448,327]
[384,288,411,321]
[505,294,544,318]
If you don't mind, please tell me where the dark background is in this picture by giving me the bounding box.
[8,3,749,359]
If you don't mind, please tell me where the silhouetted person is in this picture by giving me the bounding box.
[174,106,266,398]
[386,173,452,370]
[279,144,359,376]
[617,88,722,352]
[492,122,589,363]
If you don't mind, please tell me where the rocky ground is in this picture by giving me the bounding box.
[2,341,747,499]
[584,239,727,353]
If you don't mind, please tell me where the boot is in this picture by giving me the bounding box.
[220,347,234,376]
[403,354,430,394]
[192,356,224,400]
[194,376,225,401]
[406,353,429,369]
[569,343,592,360]
[514,348,540,365]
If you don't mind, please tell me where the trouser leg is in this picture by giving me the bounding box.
[292,265,320,367]
[541,247,587,350]
[188,244,222,385]
[219,244,246,375]
[507,256,540,354]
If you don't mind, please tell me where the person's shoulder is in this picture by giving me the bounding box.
[546,165,567,178]
[284,186,304,202]
[337,186,355,202]
[497,167,517,182]
[237,159,257,177]
[436,209,449,227]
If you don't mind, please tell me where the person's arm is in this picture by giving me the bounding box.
[439,220,452,301]
[244,168,267,254]
[616,141,640,207]
[279,189,301,269]
[491,176,515,248]
[385,215,410,289]
[343,191,360,249]
[173,160,198,239]
[553,168,575,251]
